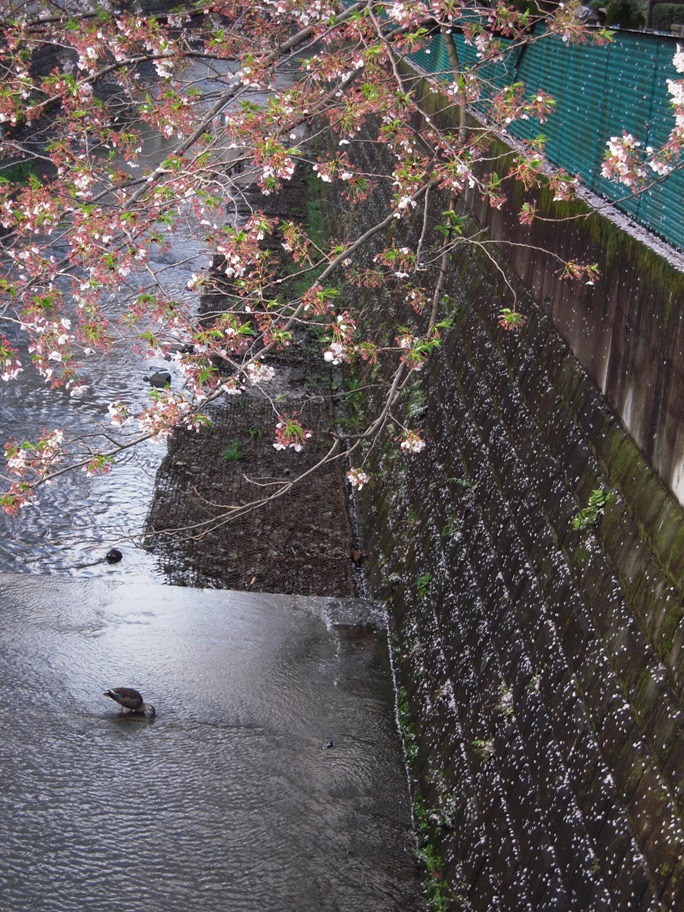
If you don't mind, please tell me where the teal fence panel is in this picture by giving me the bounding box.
[407,27,684,252]
[629,39,684,243]
[585,33,663,219]
[518,39,612,183]
[410,33,454,80]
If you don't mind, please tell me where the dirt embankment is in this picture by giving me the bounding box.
[145,169,359,596]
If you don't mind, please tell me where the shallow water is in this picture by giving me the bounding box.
[0,58,419,911]
[0,146,207,581]
[0,56,320,581]
[0,574,419,911]
[0,62,313,580]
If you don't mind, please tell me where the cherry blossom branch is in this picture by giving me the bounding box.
[0,1,674,525]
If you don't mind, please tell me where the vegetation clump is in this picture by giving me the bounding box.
[572,487,611,532]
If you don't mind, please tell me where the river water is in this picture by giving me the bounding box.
[0,110,215,579]
[0,59,420,912]
[0,55,299,580]
[0,575,419,911]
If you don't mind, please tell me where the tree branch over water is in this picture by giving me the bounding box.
[0,0,679,520]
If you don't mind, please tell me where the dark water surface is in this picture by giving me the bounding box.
[0,57,420,911]
[0,573,418,911]
[0,164,207,581]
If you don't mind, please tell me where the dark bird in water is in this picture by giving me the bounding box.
[104,687,155,717]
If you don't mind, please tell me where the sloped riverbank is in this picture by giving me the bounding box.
[145,164,359,596]
[146,354,357,594]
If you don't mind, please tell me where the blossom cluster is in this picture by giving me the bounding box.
[137,391,211,440]
[22,316,76,385]
[1,429,71,512]
[0,337,22,382]
[245,360,276,385]
[264,0,336,28]
[601,133,649,188]
[498,308,527,331]
[400,430,426,454]
[323,312,355,365]
[108,393,210,441]
[5,429,64,475]
[273,412,312,452]
[602,47,684,187]
[346,467,370,490]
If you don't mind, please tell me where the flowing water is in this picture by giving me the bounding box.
[0,575,418,911]
[0,59,419,912]
[0,55,305,580]
[0,132,208,580]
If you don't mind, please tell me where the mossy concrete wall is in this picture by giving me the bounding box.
[322,113,684,909]
[420,82,684,508]
[465,157,684,509]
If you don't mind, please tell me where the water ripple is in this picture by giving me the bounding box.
[0,576,419,911]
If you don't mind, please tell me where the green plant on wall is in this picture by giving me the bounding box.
[407,384,427,419]
[527,672,541,694]
[441,515,461,540]
[416,572,433,599]
[417,842,458,912]
[497,684,515,719]
[338,376,364,432]
[472,738,495,763]
[412,785,471,910]
[412,799,457,910]
[432,769,459,831]
[449,476,478,496]
[396,686,419,765]
[220,440,245,462]
[572,488,610,532]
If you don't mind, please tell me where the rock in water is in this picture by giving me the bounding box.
[145,370,171,388]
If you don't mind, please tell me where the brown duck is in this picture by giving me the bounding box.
[104,687,155,717]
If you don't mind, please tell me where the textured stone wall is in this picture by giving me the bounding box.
[462,149,684,509]
[417,79,684,507]
[321,121,684,909]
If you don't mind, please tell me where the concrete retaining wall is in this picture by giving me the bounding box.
[462,141,684,508]
[321,114,684,909]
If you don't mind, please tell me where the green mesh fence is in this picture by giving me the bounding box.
[408,28,684,252]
